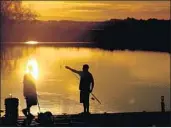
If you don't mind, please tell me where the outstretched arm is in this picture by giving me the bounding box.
[65,66,80,75]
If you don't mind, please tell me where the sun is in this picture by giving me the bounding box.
[26,58,39,80]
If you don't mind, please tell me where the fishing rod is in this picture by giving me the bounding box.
[91,93,101,104]
[71,71,102,105]
[37,96,41,113]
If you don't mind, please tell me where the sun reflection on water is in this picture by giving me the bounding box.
[25,41,39,45]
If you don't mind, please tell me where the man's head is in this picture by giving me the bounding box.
[82,64,89,72]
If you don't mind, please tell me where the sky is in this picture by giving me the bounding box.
[22,1,170,21]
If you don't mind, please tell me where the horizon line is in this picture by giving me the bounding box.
[30,17,170,22]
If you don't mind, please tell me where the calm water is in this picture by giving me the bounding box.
[1,45,170,116]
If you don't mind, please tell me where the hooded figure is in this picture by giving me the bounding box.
[22,65,37,124]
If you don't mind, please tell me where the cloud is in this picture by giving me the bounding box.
[23,1,170,20]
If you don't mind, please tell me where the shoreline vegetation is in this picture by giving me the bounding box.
[1,18,170,53]
[1,41,170,54]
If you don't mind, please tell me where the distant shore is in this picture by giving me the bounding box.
[1,18,170,53]
[1,42,170,53]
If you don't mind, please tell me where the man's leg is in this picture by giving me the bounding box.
[80,91,86,113]
[22,108,28,117]
[27,104,31,115]
[27,105,35,117]
[86,102,89,113]
[85,92,90,113]
[22,98,29,117]
[27,105,35,125]
[83,103,86,113]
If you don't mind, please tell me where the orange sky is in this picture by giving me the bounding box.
[22,1,170,21]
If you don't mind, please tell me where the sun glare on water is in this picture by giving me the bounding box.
[25,41,39,45]
[26,58,39,80]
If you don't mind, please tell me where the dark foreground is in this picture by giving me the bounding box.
[0,111,170,127]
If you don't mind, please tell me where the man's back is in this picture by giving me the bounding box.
[65,65,94,92]
[23,73,37,97]
[79,71,93,91]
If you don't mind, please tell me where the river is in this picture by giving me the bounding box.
[0,43,170,116]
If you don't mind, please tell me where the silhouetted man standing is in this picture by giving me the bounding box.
[65,64,94,114]
[22,66,38,124]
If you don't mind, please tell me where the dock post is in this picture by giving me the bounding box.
[4,97,19,126]
[161,96,165,112]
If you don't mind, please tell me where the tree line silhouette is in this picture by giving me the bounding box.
[91,18,170,52]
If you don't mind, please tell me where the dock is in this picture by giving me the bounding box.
[0,111,170,127]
